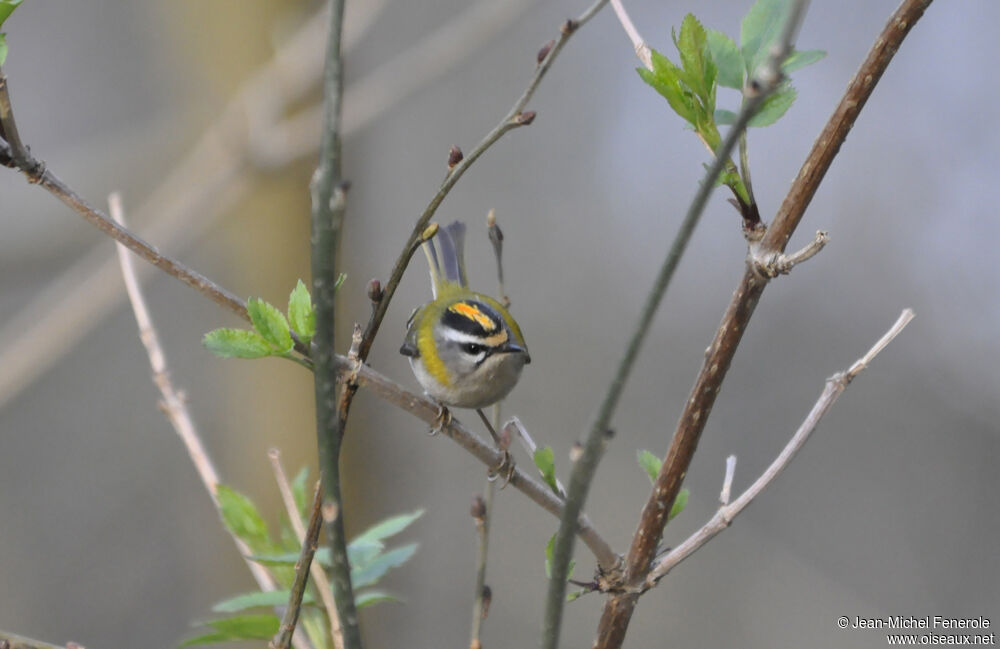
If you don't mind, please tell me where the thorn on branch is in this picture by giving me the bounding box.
[561,19,578,35]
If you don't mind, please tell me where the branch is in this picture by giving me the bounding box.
[308,1,361,648]
[270,484,325,649]
[541,4,809,646]
[332,354,617,568]
[269,451,343,649]
[357,0,610,362]
[0,69,248,320]
[609,0,652,70]
[595,2,933,647]
[0,0,529,413]
[110,194,314,649]
[0,630,73,649]
[645,309,914,587]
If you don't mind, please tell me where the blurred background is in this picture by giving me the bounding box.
[0,0,997,647]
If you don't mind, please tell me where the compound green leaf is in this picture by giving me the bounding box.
[247,297,293,352]
[533,446,559,495]
[637,450,662,484]
[203,328,273,359]
[217,485,272,553]
[287,279,315,345]
[352,543,419,589]
[782,48,826,73]
[741,0,789,77]
[748,83,796,127]
[213,590,314,613]
[669,488,690,521]
[181,615,280,646]
[0,0,22,28]
[355,590,400,609]
[707,29,744,89]
[351,510,424,546]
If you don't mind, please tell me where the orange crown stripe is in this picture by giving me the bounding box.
[449,302,497,331]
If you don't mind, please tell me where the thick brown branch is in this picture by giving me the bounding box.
[593,1,934,647]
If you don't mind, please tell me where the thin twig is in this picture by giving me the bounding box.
[358,0,610,363]
[308,1,361,648]
[0,630,72,649]
[541,5,807,647]
[269,451,343,649]
[0,70,248,319]
[595,2,933,647]
[333,354,616,568]
[608,0,652,70]
[110,194,312,649]
[109,193,271,588]
[505,417,567,497]
[0,0,527,411]
[271,484,325,649]
[645,310,914,587]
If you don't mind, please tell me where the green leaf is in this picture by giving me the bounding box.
[352,543,419,589]
[714,109,738,126]
[637,450,663,484]
[213,590,315,613]
[203,328,273,359]
[544,533,574,580]
[0,34,7,66]
[706,29,744,89]
[533,447,559,495]
[674,14,715,107]
[748,83,796,127]
[181,615,280,646]
[334,272,347,291]
[669,488,690,521]
[217,485,272,553]
[741,0,790,77]
[782,48,825,74]
[347,541,383,569]
[287,280,315,345]
[355,590,400,609]
[567,590,586,602]
[638,48,698,125]
[0,0,22,28]
[351,510,424,546]
[247,297,293,352]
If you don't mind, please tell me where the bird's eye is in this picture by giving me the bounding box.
[462,343,485,355]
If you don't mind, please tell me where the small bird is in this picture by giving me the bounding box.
[400,221,530,413]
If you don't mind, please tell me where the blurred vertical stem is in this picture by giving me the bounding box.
[309,1,361,648]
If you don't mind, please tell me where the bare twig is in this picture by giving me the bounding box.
[308,1,362,647]
[609,0,652,70]
[335,354,616,568]
[595,2,933,647]
[505,417,567,497]
[751,230,829,278]
[270,484,325,649]
[0,99,250,318]
[0,0,531,412]
[357,0,610,363]
[269,451,343,649]
[719,455,737,506]
[542,4,809,647]
[645,310,914,587]
[109,193,270,588]
[110,194,313,649]
[0,630,72,649]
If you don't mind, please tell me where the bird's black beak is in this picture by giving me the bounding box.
[500,342,531,364]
